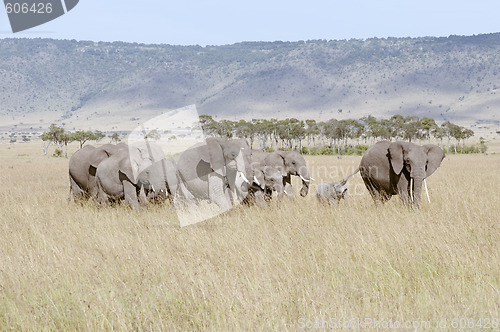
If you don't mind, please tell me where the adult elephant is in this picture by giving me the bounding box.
[359,141,444,207]
[176,138,253,211]
[252,150,312,198]
[95,142,170,208]
[242,164,284,207]
[69,143,127,201]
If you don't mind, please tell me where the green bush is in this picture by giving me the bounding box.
[309,147,321,155]
[264,147,275,153]
[320,147,334,155]
[341,144,369,155]
[53,148,63,157]
[353,144,369,155]
[447,143,487,154]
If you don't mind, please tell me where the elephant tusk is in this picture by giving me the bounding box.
[299,175,310,182]
[151,184,155,192]
[253,176,261,186]
[239,172,250,184]
[409,178,413,202]
[424,179,430,203]
[310,177,315,181]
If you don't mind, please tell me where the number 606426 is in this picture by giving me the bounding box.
[5,2,53,14]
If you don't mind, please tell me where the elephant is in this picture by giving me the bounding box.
[94,142,170,208]
[316,168,358,205]
[316,180,348,205]
[68,142,127,201]
[242,164,284,207]
[359,140,444,207]
[136,157,181,203]
[176,137,253,211]
[251,150,313,199]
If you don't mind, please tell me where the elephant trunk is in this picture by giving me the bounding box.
[298,166,311,197]
[411,177,424,207]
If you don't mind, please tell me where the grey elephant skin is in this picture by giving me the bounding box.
[359,141,444,206]
[94,142,173,209]
[136,157,186,203]
[251,150,312,198]
[243,163,284,207]
[69,143,127,201]
[316,180,348,205]
[176,138,253,211]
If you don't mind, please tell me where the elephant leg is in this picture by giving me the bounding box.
[96,185,110,207]
[69,176,85,202]
[397,177,411,205]
[282,175,294,201]
[87,174,99,199]
[362,176,388,205]
[284,183,294,201]
[138,185,149,206]
[264,187,273,202]
[254,190,268,208]
[209,174,232,212]
[123,181,140,209]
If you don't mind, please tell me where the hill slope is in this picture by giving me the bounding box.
[1,35,499,134]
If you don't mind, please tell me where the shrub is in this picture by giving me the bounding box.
[320,147,333,155]
[353,144,369,156]
[309,147,321,155]
[448,143,487,154]
[264,147,275,153]
[53,148,63,157]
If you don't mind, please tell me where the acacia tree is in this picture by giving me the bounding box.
[289,118,306,151]
[72,130,105,148]
[419,117,437,143]
[234,120,257,148]
[305,119,320,153]
[109,132,121,143]
[41,124,65,156]
[217,120,235,138]
[199,114,218,136]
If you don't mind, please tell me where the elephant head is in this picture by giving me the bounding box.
[388,141,444,205]
[253,165,284,195]
[136,158,171,201]
[266,150,312,196]
[206,138,253,192]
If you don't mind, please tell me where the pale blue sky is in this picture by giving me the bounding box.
[1,0,500,45]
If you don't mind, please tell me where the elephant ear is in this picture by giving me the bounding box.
[255,168,266,189]
[388,141,405,175]
[207,138,226,177]
[89,164,98,177]
[267,152,287,177]
[119,148,142,183]
[424,144,445,177]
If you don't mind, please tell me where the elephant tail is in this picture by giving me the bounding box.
[341,167,360,185]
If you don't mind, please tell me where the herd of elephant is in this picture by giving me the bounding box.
[68,138,445,213]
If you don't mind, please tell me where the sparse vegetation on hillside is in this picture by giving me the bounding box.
[1,34,500,131]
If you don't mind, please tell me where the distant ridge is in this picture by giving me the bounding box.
[0,34,499,135]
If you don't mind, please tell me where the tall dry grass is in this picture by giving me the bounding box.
[0,142,498,330]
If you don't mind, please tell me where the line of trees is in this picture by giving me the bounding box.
[41,124,113,157]
[199,114,477,154]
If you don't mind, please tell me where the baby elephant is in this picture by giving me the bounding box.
[316,179,348,205]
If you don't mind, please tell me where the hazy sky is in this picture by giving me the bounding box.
[1,0,500,45]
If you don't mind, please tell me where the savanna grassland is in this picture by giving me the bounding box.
[0,142,498,330]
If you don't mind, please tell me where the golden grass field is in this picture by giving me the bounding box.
[0,142,499,330]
